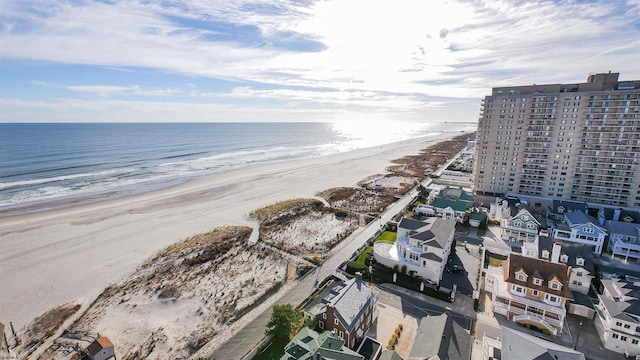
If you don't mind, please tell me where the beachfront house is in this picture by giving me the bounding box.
[373,217,456,285]
[87,337,115,360]
[280,327,364,360]
[594,276,640,357]
[303,278,378,349]
[552,210,606,255]
[485,253,573,335]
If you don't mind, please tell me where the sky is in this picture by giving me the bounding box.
[0,0,639,123]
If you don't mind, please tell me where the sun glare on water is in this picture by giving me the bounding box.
[331,120,430,149]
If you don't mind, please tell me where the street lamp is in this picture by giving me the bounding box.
[573,320,583,350]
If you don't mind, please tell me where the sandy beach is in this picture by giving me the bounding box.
[0,132,461,331]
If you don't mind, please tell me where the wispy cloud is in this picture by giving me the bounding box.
[1,0,639,122]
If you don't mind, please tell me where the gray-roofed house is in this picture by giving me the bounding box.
[482,326,586,360]
[409,314,472,360]
[594,277,640,357]
[485,253,573,335]
[552,210,606,255]
[546,199,588,223]
[606,220,640,262]
[304,278,378,349]
[373,217,456,285]
[501,207,540,245]
[280,327,364,360]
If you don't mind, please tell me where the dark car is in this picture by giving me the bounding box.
[446,264,465,274]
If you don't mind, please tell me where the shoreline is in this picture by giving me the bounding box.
[0,133,464,330]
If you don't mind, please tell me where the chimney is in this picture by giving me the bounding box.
[551,242,561,263]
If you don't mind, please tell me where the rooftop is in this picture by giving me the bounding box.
[506,254,573,300]
[500,327,586,360]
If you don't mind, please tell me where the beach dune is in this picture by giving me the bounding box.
[0,133,460,330]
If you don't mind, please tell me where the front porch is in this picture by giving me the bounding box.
[493,295,564,335]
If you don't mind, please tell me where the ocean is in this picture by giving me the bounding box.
[0,122,473,215]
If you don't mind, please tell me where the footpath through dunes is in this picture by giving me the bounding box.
[5,132,474,359]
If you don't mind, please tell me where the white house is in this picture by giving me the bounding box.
[606,220,640,262]
[552,211,606,255]
[501,207,540,244]
[594,277,640,357]
[373,217,456,285]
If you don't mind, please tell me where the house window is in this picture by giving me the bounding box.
[550,282,560,290]
[512,285,525,295]
[560,255,568,263]
[577,258,585,266]
[532,290,539,296]
[625,324,631,329]
[621,336,628,341]
[542,250,550,259]
[533,278,542,286]
[633,339,639,345]
[323,313,327,320]
[335,319,339,325]
[339,330,344,339]
[517,273,527,281]
[613,333,619,339]
[616,321,623,327]
[545,294,559,304]
[319,321,324,329]
[576,271,583,276]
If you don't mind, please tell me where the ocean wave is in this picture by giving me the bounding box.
[0,168,137,191]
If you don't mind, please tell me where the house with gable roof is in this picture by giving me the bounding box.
[373,217,456,285]
[501,207,540,245]
[606,220,640,262]
[594,277,640,356]
[87,337,115,360]
[552,211,606,255]
[304,278,377,350]
[433,198,468,223]
[280,327,364,360]
[537,238,595,296]
[546,199,588,223]
[408,313,472,360]
[485,253,573,335]
[482,326,586,360]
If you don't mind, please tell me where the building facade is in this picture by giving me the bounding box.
[373,217,456,285]
[304,278,378,350]
[594,277,640,356]
[500,207,540,245]
[552,210,607,255]
[473,72,640,208]
[485,253,573,335]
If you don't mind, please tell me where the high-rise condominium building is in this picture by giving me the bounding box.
[473,72,640,208]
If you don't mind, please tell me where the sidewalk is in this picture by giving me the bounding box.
[207,180,424,359]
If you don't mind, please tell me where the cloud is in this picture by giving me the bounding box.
[1,0,639,122]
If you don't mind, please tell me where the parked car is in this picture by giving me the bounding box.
[446,264,464,274]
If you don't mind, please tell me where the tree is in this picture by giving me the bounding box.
[265,304,302,341]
